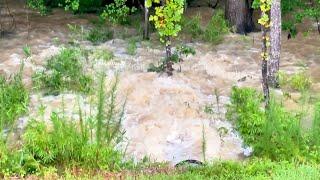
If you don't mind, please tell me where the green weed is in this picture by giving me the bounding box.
[86,26,113,44]
[0,73,29,132]
[23,45,32,58]
[32,47,92,95]
[226,87,265,145]
[127,38,138,56]
[278,70,312,92]
[203,10,229,44]
[92,49,114,61]
[181,14,203,39]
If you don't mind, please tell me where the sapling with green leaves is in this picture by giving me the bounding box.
[147,0,185,75]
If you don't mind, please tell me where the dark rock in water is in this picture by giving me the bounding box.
[174,159,204,167]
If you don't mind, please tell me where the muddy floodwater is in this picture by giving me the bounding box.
[1,0,320,165]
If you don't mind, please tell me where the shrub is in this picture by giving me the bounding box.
[127,38,138,56]
[24,74,126,170]
[181,14,203,39]
[278,70,312,92]
[0,73,29,131]
[227,87,311,161]
[92,49,114,61]
[203,10,229,44]
[147,44,195,73]
[226,87,265,145]
[32,47,92,95]
[101,0,136,25]
[255,99,305,160]
[27,0,48,15]
[86,25,113,44]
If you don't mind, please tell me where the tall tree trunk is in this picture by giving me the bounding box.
[268,0,281,88]
[143,0,149,40]
[261,14,270,104]
[165,37,173,76]
[225,0,254,34]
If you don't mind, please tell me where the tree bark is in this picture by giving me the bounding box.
[165,37,173,76]
[143,0,149,39]
[268,0,281,88]
[225,0,254,34]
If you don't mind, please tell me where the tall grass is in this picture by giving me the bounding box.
[227,87,319,161]
[0,73,29,133]
[32,47,92,95]
[1,73,127,177]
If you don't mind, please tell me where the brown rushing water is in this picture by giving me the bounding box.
[1,1,320,164]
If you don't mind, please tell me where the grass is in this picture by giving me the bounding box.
[86,25,113,44]
[127,38,138,56]
[0,73,128,177]
[32,47,92,95]
[92,48,114,62]
[181,14,203,39]
[0,73,29,132]
[203,10,229,44]
[278,70,312,92]
[227,86,320,162]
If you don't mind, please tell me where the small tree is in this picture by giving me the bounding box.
[147,0,184,75]
[253,0,272,104]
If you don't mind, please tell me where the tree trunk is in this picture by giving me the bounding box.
[261,13,270,104]
[165,37,173,76]
[268,0,281,88]
[225,0,254,34]
[143,0,149,40]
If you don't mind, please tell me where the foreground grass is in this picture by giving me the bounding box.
[15,160,319,179]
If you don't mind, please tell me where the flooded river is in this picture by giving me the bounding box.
[1,0,320,165]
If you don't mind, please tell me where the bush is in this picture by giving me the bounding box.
[227,87,313,161]
[32,47,92,95]
[92,49,114,61]
[127,38,138,56]
[203,10,229,44]
[0,73,29,131]
[278,70,312,92]
[226,87,265,145]
[24,74,126,171]
[86,25,113,44]
[181,14,203,39]
[101,0,136,25]
[255,99,305,160]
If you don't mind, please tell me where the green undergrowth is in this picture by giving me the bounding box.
[278,70,312,92]
[181,10,229,44]
[0,74,131,177]
[137,160,320,180]
[32,47,92,95]
[227,87,320,162]
[0,72,29,133]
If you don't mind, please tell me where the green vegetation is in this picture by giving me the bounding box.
[127,38,138,56]
[181,14,203,39]
[0,74,129,177]
[227,87,320,162]
[203,10,229,44]
[181,10,229,44]
[138,160,320,179]
[92,49,114,61]
[0,74,28,132]
[86,25,113,44]
[32,47,92,95]
[148,44,195,73]
[23,45,32,58]
[278,70,312,92]
[101,0,136,25]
